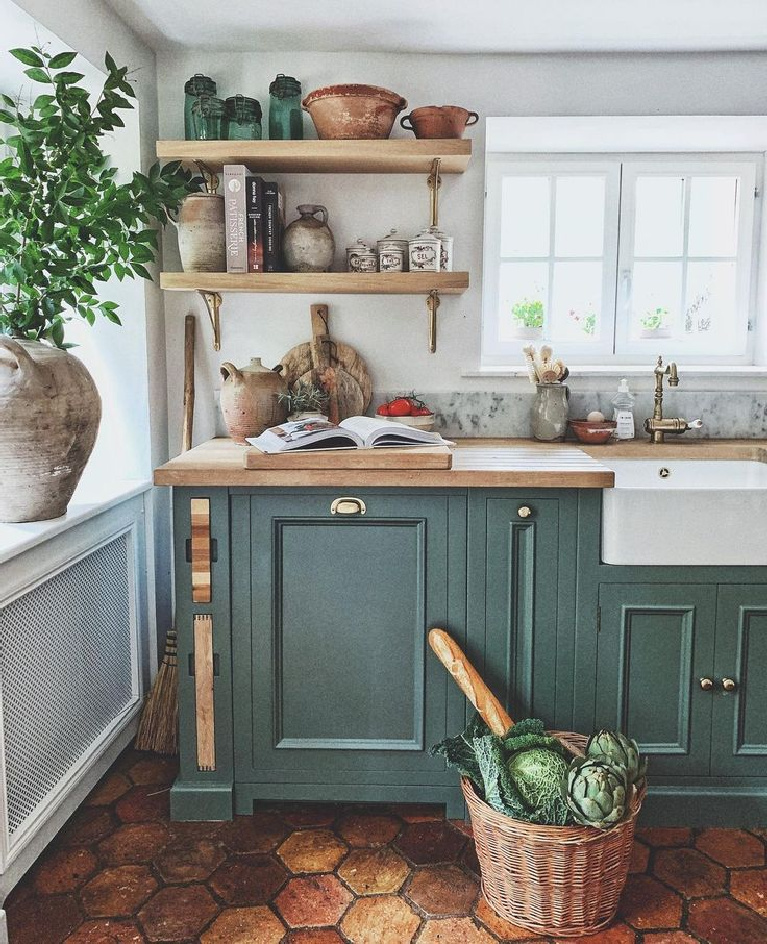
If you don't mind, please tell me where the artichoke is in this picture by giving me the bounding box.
[565,757,629,829]
[586,729,647,789]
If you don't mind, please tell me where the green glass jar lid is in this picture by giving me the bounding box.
[224,95,263,121]
[269,74,302,97]
[184,73,217,96]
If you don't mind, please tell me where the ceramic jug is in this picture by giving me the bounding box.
[219,357,288,443]
[283,204,335,272]
[531,383,569,442]
[172,192,227,272]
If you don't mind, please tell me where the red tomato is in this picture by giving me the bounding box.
[388,397,413,416]
[376,403,390,416]
[413,406,433,416]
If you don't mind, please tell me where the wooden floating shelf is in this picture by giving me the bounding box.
[156,139,472,174]
[160,271,469,295]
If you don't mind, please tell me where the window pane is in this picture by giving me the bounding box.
[551,261,603,342]
[631,261,683,339]
[555,177,606,257]
[501,176,550,257]
[498,262,549,341]
[684,261,738,346]
[688,177,740,257]
[634,176,684,257]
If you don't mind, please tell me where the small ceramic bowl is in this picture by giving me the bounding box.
[568,419,617,445]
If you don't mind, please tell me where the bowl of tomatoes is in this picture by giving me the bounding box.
[376,395,436,430]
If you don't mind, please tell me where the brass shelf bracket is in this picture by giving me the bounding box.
[427,157,442,227]
[198,290,222,350]
[426,289,440,353]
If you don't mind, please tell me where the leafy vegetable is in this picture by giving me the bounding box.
[565,756,630,829]
[429,713,491,786]
[507,747,570,825]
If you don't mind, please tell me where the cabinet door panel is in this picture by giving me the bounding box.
[712,585,767,776]
[597,584,716,776]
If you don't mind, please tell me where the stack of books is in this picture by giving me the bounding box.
[223,165,284,273]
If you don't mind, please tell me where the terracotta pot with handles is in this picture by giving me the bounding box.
[400,105,479,139]
[0,337,101,522]
[219,357,288,443]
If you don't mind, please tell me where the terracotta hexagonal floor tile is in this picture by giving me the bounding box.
[618,875,682,930]
[341,895,421,944]
[551,922,635,942]
[156,836,226,883]
[98,822,169,866]
[389,803,444,823]
[167,819,222,841]
[63,919,145,943]
[200,905,285,943]
[139,885,219,942]
[81,864,158,918]
[642,934,700,944]
[287,931,346,944]
[451,819,474,839]
[407,864,478,916]
[730,868,767,918]
[688,896,767,944]
[278,828,348,873]
[635,827,692,848]
[337,812,401,847]
[338,847,410,895]
[653,847,727,898]
[6,895,82,944]
[208,854,288,905]
[115,786,170,824]
[85,772,133,806]
[474,897,543,941]
[629,840,650,874]
[696,828,765,868]
[418,916,495,943]
[395,821,466,865]
[34,845,98,894]
[275,874,354,927]
[279,803,337,828]
[218,812,286,853]
[60,806,115,846]
[462,841,481,876]
[128,756,178,786]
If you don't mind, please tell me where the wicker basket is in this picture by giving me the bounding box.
[462,732,643,938]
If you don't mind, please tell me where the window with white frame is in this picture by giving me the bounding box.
[482,153,760,366]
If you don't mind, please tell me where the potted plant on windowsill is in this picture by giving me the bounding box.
[510,298,544,339]
[639,307,672,339]
[0,45,201,523]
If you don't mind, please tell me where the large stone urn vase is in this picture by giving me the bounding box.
[0,337,102,522]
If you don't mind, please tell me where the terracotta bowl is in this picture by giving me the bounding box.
[302,84,407,140]
[568,419,617,445]
[400,105,479,139]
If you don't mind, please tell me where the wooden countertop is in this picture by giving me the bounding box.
[153,437,767,489]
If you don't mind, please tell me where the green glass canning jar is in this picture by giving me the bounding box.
[190,95,225,140]
[268,74,303,140]
[223,95,263,140]
[184,74,217,140]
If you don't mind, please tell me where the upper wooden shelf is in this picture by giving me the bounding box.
[160,271,469,295]
[155,139,472,174]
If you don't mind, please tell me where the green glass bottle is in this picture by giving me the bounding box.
[184,74,217,140]
[268,74,303,140]
[190,95,225,141]
[223,95,263,140]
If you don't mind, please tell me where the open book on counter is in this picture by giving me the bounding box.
[247,415,452,453]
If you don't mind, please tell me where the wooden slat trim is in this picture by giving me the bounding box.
[190,497,212,603]
[193,614,216,772]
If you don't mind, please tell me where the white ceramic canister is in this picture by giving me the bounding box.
[377,229,409,272]
[428,225,454,272]
[346,238,377,272]
[408,228,441,272]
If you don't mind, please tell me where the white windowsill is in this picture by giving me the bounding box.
[0,479,152,566]
[463,365,767,378]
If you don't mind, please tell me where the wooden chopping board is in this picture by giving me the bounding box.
[243,444,452,470]
[279,304,372,423]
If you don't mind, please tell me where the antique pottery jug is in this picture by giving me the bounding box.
[0,338,101,522]
[283,204,335,272]
[172,192,227,272]
[219,357,288,443]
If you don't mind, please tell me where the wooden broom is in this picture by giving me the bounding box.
[135,314,196,754]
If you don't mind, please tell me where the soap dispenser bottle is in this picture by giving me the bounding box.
[612,378,635,440]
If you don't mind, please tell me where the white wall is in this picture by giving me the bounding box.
[156,49,767,449]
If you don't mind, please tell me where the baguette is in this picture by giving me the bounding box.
[428,628,513,736]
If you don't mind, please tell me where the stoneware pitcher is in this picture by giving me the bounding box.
[282,204,335,272]
[172,192,227,272]
[219,357,288,443]
[531,383,569,442]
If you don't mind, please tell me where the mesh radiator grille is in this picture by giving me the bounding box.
[0,534,137,837]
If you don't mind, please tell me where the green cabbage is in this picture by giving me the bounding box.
[507,747,570,824]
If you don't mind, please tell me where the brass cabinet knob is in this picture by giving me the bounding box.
[699,677,714,691]
[517,506,533,519]
[722,677,737,693]
[330,497,366,516]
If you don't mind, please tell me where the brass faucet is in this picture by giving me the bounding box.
[644,356,703,444]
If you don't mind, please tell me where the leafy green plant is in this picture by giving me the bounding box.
[568,307,596,336]
[0,45,201,347]
[640,307,669,332]
[511,298,544,329]
[278,380,330,415]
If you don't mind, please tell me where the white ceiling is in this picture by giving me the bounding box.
[105,0,767,53]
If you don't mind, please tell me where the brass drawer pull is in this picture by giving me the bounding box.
[517,505,533,519]
[722,677,737,693]
[331,497,366,516]
[700,677,714,691]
